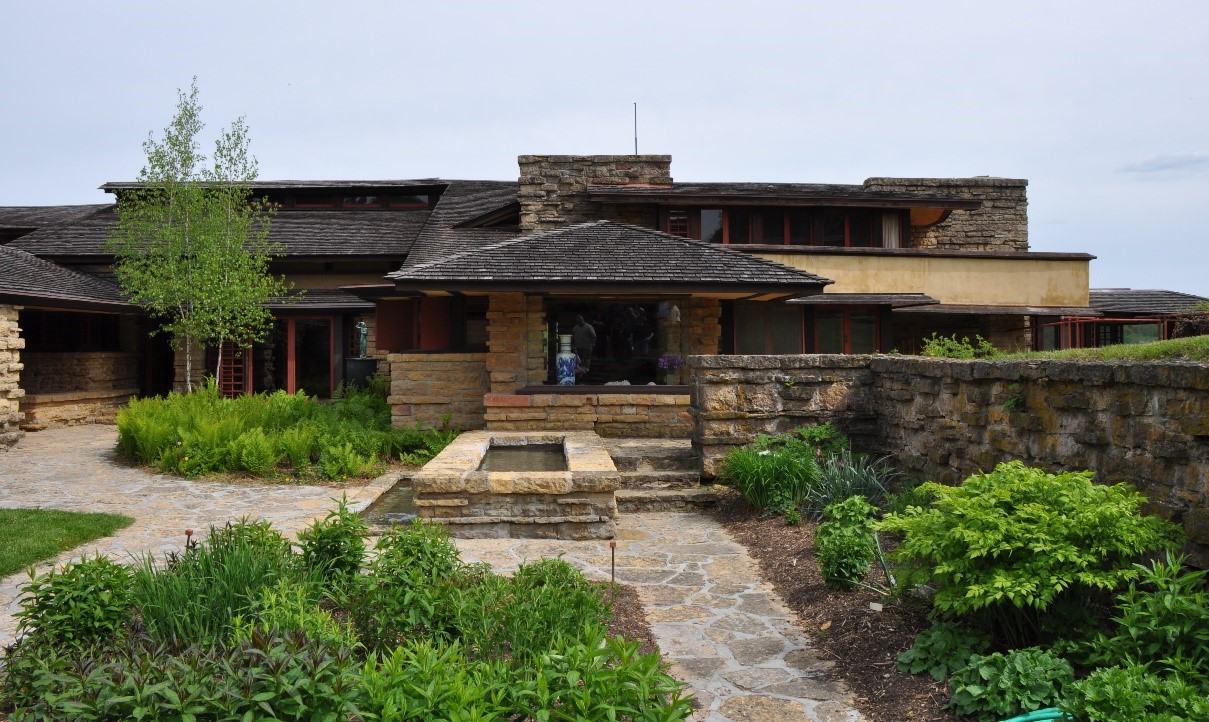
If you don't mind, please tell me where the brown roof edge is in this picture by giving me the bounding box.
[736,246,1097,261]
[383,280,829,296]
[0,292,138,313]
[586,187,983,210]
[896,304,1102,317]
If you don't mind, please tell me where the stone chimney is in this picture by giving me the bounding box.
[517,155,672,233]
[863,177,1029,252]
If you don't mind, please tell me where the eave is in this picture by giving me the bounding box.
[586,187,984,211]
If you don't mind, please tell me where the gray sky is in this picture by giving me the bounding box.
[4,1,1207,296]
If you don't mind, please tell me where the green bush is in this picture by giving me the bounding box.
[877,462,1183,644]
[795,422,850,453]
[232,580,358,650]
[13,555,131,646]
[278,423,319,469]
[231,426,282,474]
[1065,662,1209,722]
[814,496,878,590]
[948,647,1074,721]
[897,621,992,681]
[296,495,368,583]
[1090,554,1209,686]
[318,440,377,480]
[920,332,1000,359]
[804,450,897,520]
[720,435,820,514]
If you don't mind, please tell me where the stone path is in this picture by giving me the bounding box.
[457,513,865,722]
[0,425,865,721]
[0,425,395,647]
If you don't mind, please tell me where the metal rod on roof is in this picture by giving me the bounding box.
[634,102,638,155]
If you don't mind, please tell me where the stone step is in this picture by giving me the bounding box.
[616,486,730,513]
[619,470,702,490]
[607,440,699,472]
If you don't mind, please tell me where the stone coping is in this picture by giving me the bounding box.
[413,430,620,495]
[23,387,139,403]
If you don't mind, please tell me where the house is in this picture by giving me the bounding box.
[0,154,1096,445]
[1036,288,1209,349]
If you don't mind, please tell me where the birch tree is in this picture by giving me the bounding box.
[107,79,290,391]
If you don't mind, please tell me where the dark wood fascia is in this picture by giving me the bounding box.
[733,246,1098,261]
[586,190,983,211]
[384,280,831,296]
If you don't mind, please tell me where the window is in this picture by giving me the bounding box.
[735,302,803,354]
[670,208,908,247]
[20,310,121,352]
[814,309,878,354]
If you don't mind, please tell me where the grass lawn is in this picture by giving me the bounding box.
[0,508,134,578]
[1006,334,1209,362]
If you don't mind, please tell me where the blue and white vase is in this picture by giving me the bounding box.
[556,334,577,385]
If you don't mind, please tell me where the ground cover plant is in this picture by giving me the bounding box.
[0,509,134,578]
[919,332,1001,359]
[115,375,457,481]
[0,508,691,721]
[1005,333,1209,362]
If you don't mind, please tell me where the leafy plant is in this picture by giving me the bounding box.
[1065,662,1209,722]
[279,423,319,470]
[720,437,820,514]
[795,422,850,453]
[948,648,1074,721]
[1090,553,1209,685]
[920,332,1000,359]
[231,426,282,474]
[232,579,358,650]
[897,621,993,681]
[319,441,376,480]
[13,555,132,646]
[296,494,369,584]
[877,461,1183,644]
[814,496,878,590]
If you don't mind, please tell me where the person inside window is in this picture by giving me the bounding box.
[572,314,596,372]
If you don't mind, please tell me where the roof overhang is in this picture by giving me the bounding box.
[895,304,1103,317]
[789,293,939,309]
[0,291,137,313]
[375,280,828,301]
[586,186,983,211]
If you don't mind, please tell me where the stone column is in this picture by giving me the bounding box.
[0,305,25,447]
[863,177,1029,252]
[517,155,672,233]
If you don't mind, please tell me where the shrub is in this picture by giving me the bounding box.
[720,436,820,514]
[803,450,897,520]
[897,621,993,681]
[948,647,1074,721]
[877,462,1183,644]
[296,495,368,583]
[814,496,878,590]
[232,580,358,650]
[131,520,295,647]
[795,422,849,453]
[231,426,282,474]
[279,423,319,470]
[13,555,131,646]
[1090,553,1209,685]
[318,441,376,480]
[1065,662,1209,722]
[920,332,999,359]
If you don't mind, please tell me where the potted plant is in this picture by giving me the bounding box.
[657,353,685,385]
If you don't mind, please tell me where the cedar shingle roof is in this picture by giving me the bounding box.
[8,204,428,258]
[0,204,111,229]
[0,245,132,310]
[404,180,520,267]
[388,220,831,294]
[267,288,373,311]
[1089,289,1209,315]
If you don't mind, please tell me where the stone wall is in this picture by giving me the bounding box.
[0,305,24,447]
[19,350,140,430]
[485,293,546,392]
[517,155,672,233]
[485,392,693,438]
[690,354,1209,565]
[864,177,1029,252]
[387,352,489,431]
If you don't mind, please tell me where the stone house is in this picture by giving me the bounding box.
[0,154,1096,445]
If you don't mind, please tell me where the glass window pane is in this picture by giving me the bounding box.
[820,210,845,247]
[816,311,844,353]
[728,210,751,244]
[759,210,784,244]
[295,319,332,398]
[735,303,766,354]
[768,306,802,353]
[849,311,877,353]
[701,210,723,243]
[849,211,874,247]
[789,210,813,245]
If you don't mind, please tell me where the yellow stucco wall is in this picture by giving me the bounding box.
[758,253,1090,307]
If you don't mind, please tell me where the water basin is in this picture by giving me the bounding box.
[477,443,567,472]
[361,479,417,525]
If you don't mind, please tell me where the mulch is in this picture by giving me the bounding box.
[708,498,959,722]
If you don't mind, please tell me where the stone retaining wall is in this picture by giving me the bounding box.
[20,388,138,430]
[21,351,139,393]
[485,391,693,438]
[388,352,489,430]
[0,305,23,447]
[690,354,1209,565]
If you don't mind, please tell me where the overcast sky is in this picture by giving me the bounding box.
[3,1,1207,296]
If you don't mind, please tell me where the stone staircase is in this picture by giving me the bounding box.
[605,438,728,513]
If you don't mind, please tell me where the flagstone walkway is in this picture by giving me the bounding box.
[0,425,864,722]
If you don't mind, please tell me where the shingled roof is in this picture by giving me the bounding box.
[386,220,831,296]
[403,180,520,267]
[7,204,429,259]
[0,204,111,230]
[1090,288,1209,316]
[0,245,132,310]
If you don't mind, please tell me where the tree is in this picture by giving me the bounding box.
[107,79,291,392]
